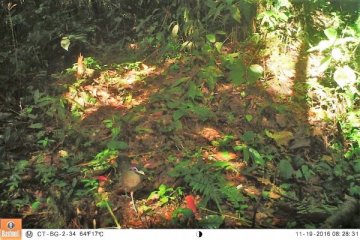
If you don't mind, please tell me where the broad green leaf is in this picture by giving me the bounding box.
[60,36,70,51]
[243,147,250,162]
[171,24,179,38]
[301,165,312,180]
[249,148,265,165]
[230,6,241,23]
[319,55,331,73]
[214,42,223,53]
[333,65,357,89]
[206,34,216,43]
[158,184,167,195]
[29,123,43,129]
[229,61,246,85]
[247,64,263,83]
[172,208,194,222]
[249,64,263,75]
[233,144,246,152]
[31,201,41,211]
[221,52,240,68]
[245,114,253,122]
[160,196,169,204]
[181,41,194,50]
[96,199,108,208]
[103,119,113,128]
[279,159,293,179]
[199,215,224,228]
[324,27,337,41]
[278,12,289,21]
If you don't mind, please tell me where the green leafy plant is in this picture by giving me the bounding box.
[147,184,183,206]
[233,131,267,165]
[198,65,224,91]
[103,117,128,150]
[82,149,118,175]
[6,160,29,192]
[172,207,194,226]
[227,59,263,85]
[308,26,360,77]
[169,159,246,213]
[96,193,121,228]
[198,215,225,228]
[305,11,360,202]
[211,134,234,148]
[257,0,292,31]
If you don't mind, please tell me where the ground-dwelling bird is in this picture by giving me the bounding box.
[118,156,145,214]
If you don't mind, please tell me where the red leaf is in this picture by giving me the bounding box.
[185,195,197,214]
[97,176,108,182]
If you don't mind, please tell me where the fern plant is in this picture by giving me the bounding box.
[169,159,246,213]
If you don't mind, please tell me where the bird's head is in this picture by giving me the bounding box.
[129,166,145,175]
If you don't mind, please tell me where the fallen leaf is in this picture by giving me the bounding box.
[58,150,69,158]
[185,195,197,214]
[214,151,237,161]
[255,212,268,222]
[164,210,173,221]
[321,155,334,163]
[243,186,261,196]
[290,137,311,149]
[97,186,105,193]
[266,130,294,147]
[269,186,283,199]
[200,127,221,141]
[275,114,287,127]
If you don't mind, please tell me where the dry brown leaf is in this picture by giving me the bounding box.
[266,130,294,146]
[243,186,261,196]
[269,190,281,199]
[200,127,221,141]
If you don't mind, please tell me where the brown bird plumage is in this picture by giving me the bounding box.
[117,155,145,213]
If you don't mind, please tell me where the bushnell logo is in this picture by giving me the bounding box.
[0,219,22,240]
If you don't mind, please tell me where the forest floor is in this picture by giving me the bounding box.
[36,31,348,228]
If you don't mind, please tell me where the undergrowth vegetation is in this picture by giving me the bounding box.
[0,0,359,228]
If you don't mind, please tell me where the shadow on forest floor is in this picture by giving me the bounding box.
[35,31,341,228]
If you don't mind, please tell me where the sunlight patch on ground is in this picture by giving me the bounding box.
[62,61,160,120]
[262,36,299,99]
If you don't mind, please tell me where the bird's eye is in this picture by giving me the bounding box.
[129,167,138,171]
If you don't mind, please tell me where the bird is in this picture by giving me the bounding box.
[117,155,145,213]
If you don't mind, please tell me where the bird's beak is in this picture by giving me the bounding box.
[136,170,145,175]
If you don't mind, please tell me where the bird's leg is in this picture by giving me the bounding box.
[124,191,131,199]
[130,191,138,214]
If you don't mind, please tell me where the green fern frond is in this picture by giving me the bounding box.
[170,158,246,212]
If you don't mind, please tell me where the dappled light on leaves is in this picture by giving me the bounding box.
[1,0,359,229]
